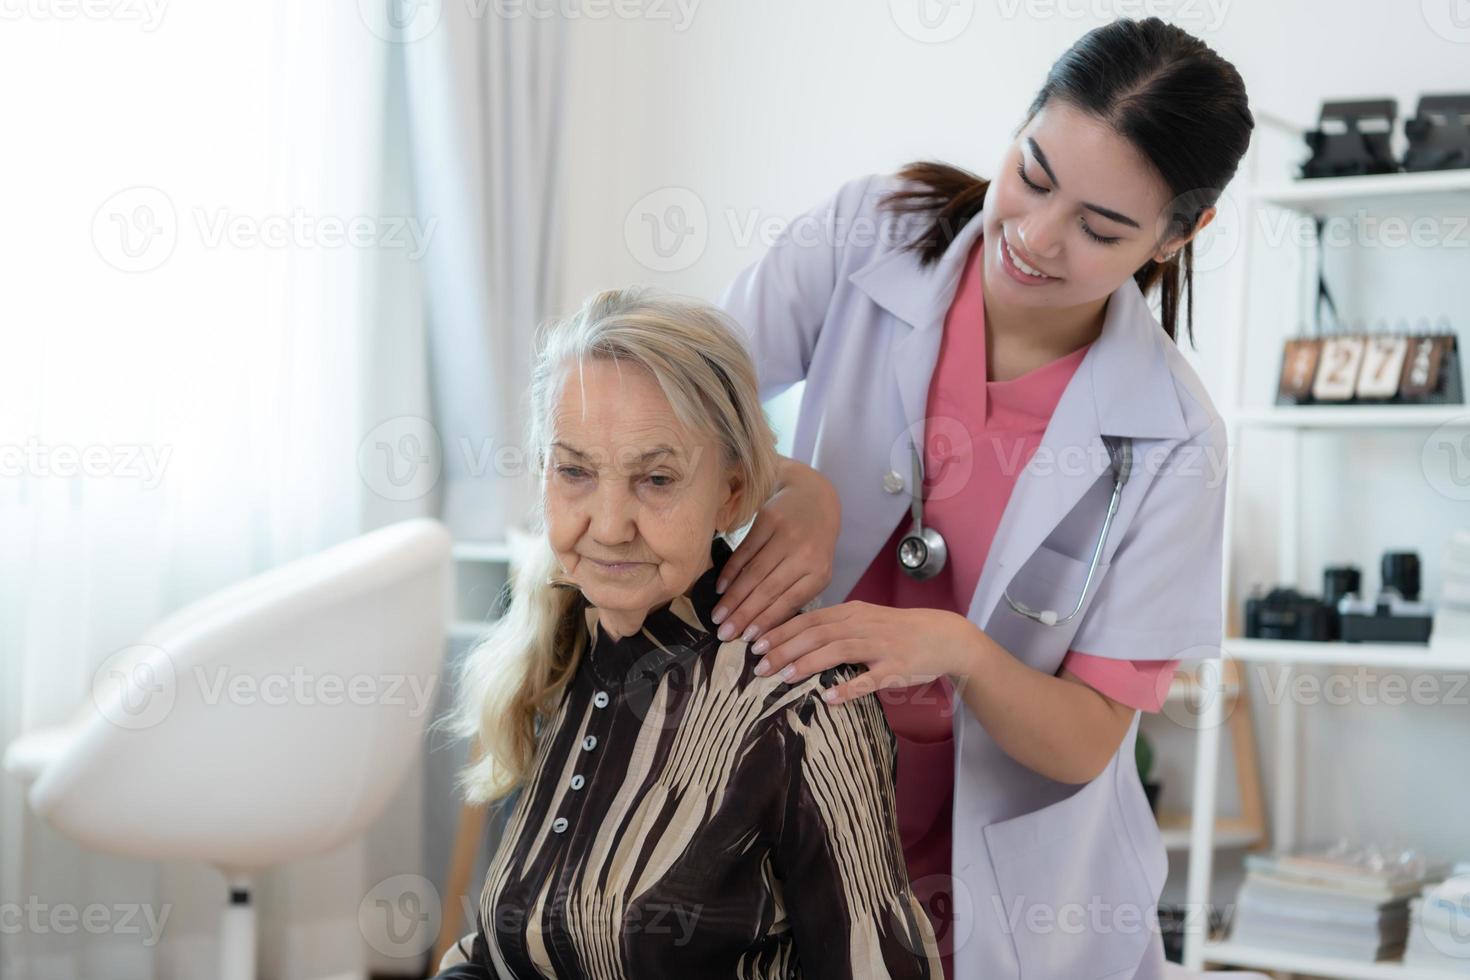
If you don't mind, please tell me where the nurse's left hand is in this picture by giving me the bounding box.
[747,601,980,704]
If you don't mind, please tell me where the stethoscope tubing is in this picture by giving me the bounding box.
[898,434,1133,627]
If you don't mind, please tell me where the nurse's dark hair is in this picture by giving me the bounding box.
[881,16,1253,348]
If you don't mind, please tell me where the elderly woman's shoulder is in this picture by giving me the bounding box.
[758,661,889,734]
[700,638,887,736]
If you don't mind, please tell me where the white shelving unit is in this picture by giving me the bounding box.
[449,539,514,640]
[1150,663,1266,853]
[1251,168,1470,219]
[452,540,514,564]
[435,538,514,964]
[1180,115,1470,978]
[1199,940,1465,980]
[1234,405,1470,429]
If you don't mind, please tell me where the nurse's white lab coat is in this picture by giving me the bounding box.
[717,172,1227,979]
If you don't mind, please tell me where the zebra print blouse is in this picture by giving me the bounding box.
[437,534,942,979]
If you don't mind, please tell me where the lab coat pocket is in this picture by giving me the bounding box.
[981,770,1157,980]
[986,542,1109,672]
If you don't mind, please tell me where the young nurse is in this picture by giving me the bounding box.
[710,17,1253,980]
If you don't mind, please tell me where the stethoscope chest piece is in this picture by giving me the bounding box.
[897,523,947,580]
[897,434,947,581]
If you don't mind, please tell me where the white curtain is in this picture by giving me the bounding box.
[399,0,570,545]
[390,0,570,951]
[1,4,436,978]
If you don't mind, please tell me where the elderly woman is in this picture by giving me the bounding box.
[436,287,941,978]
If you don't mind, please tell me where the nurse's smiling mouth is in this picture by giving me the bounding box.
[999,232,1062,284]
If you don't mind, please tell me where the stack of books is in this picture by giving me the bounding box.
[1404,863,1470,973]
[1226,846,1448,962]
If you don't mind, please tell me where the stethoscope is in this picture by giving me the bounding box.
[897,433,1134,627]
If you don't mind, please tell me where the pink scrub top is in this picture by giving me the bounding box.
[845,232,1178,975]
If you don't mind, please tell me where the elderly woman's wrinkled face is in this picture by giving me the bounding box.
[545,357,744,640]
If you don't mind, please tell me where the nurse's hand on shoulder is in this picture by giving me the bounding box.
[748,601,979,705]
[711,457,840,645]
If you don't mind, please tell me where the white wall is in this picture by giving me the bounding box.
[550,0,1470,910]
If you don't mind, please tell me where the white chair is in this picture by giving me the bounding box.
[4,517,453,980]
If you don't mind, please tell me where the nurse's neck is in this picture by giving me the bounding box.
[982,292,1108,383]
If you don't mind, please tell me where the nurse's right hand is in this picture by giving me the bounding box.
[711,456,840,645]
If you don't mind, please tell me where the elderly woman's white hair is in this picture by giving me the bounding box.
[440,285,781,804]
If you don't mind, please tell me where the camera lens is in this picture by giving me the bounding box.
[1380,552,1421,602]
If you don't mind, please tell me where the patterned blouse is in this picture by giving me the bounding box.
[437,534,941,979]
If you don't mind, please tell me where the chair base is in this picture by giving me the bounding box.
[220,873,256,980]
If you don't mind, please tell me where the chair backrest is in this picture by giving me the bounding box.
[28,518,453,872]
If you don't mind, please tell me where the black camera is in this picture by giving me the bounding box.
[1338,552,1434,644]
[1244,587,1331,642]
